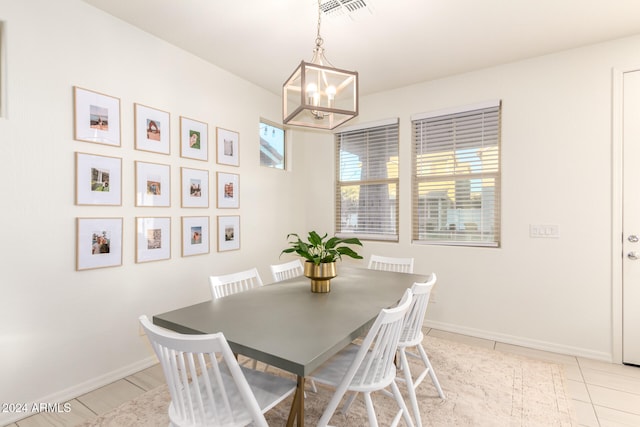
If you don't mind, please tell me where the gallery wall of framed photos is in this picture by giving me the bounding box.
[73,85,243,271]
[2,4,314,419]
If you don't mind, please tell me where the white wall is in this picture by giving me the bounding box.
[0,0,310,421]
[305,37,640,362]
[2,0,639,422]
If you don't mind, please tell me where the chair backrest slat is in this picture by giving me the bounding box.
[209,267,264,299]
[368,254,415,273]
[270,259,304,283]
[402,274,437,345]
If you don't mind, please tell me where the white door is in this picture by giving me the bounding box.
[622,69,640,365]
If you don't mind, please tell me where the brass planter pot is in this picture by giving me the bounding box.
[304,261,337,293]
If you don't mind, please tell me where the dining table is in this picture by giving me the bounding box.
[153,264,428,427]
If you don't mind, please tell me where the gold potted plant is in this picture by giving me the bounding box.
[281,231,363,293]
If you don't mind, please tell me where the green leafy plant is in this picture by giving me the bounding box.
[281,231,363,266]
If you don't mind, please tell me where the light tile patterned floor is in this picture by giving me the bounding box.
[7,329,640,427]
[428,329,640,427]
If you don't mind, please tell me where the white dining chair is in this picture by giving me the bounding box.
[368,254,415,273]
[209,267,264,369]
[309,289,416,427]
[209,267,264,299]
[138,315,296,427]
[270,259,304,282]
[396,274,445,427]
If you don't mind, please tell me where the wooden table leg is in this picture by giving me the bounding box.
[286,375,305,427]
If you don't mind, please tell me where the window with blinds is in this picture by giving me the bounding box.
[412,101,501,247]
[335,119,399,241]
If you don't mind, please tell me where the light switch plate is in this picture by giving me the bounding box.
[530,224,560,238]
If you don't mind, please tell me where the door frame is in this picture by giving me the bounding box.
[612,65,640,364]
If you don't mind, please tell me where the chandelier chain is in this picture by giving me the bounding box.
[315,0,324,48]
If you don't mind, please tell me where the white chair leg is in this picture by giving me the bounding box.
[417,343,445,399]
[341,391,358,414]
[390,380,415,427]
[317,381,350,427]
[399,347,422,427]
[363,392,379,427]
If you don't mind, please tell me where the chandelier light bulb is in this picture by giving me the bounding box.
[326,85,336,106]
[306,83,319,106]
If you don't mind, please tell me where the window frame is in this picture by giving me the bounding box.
[335,118,400,242]
[411,101,502,247]
[259,118,286,170]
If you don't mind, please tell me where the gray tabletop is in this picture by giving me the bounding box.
[153,265,427,377]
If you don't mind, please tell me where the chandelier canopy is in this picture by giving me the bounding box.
[282,0,359,130]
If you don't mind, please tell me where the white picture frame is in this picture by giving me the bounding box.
[216,172,239,209]
[216,127,239,166]
[135,161,171,207]
[180,116,208,161]
[217,215,240,252]
[76,217,123,271]
[136,217,171,263]
[73,86,121,146]
[181,167,209,208]
[75,152,122,206]
[135,103,170,154]
[182,216,210,257]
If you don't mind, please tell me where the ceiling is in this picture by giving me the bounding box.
[82,0,640,96]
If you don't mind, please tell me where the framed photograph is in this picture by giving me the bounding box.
[180,116,208,161]
[181,167,209,208]
[135,103,170,154]
[136,217,171,263]
[216,127,239,166]
[76,217,123,271]
[75,152,122,206]
[217,172,239,209]
[73,86,121,146]
[217,215,240,252]
[135,161,171,207]
[182,216,210,257]
[259,119,285,170]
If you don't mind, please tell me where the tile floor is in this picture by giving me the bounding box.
[426,329,640,427]
[6,329,640,427]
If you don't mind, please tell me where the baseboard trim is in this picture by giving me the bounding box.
[0,355,158,425]
[424,320,612,362]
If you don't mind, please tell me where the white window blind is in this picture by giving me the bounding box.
[412,102,501,246]
[336,120,399,241]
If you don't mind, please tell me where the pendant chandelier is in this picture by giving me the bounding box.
[282,0,359,130]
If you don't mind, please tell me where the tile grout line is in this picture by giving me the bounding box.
[576,356,601,427]
[123,377,147,392]
[74,397,98,417]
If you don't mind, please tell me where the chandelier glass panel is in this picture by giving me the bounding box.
[283,0,359,130]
